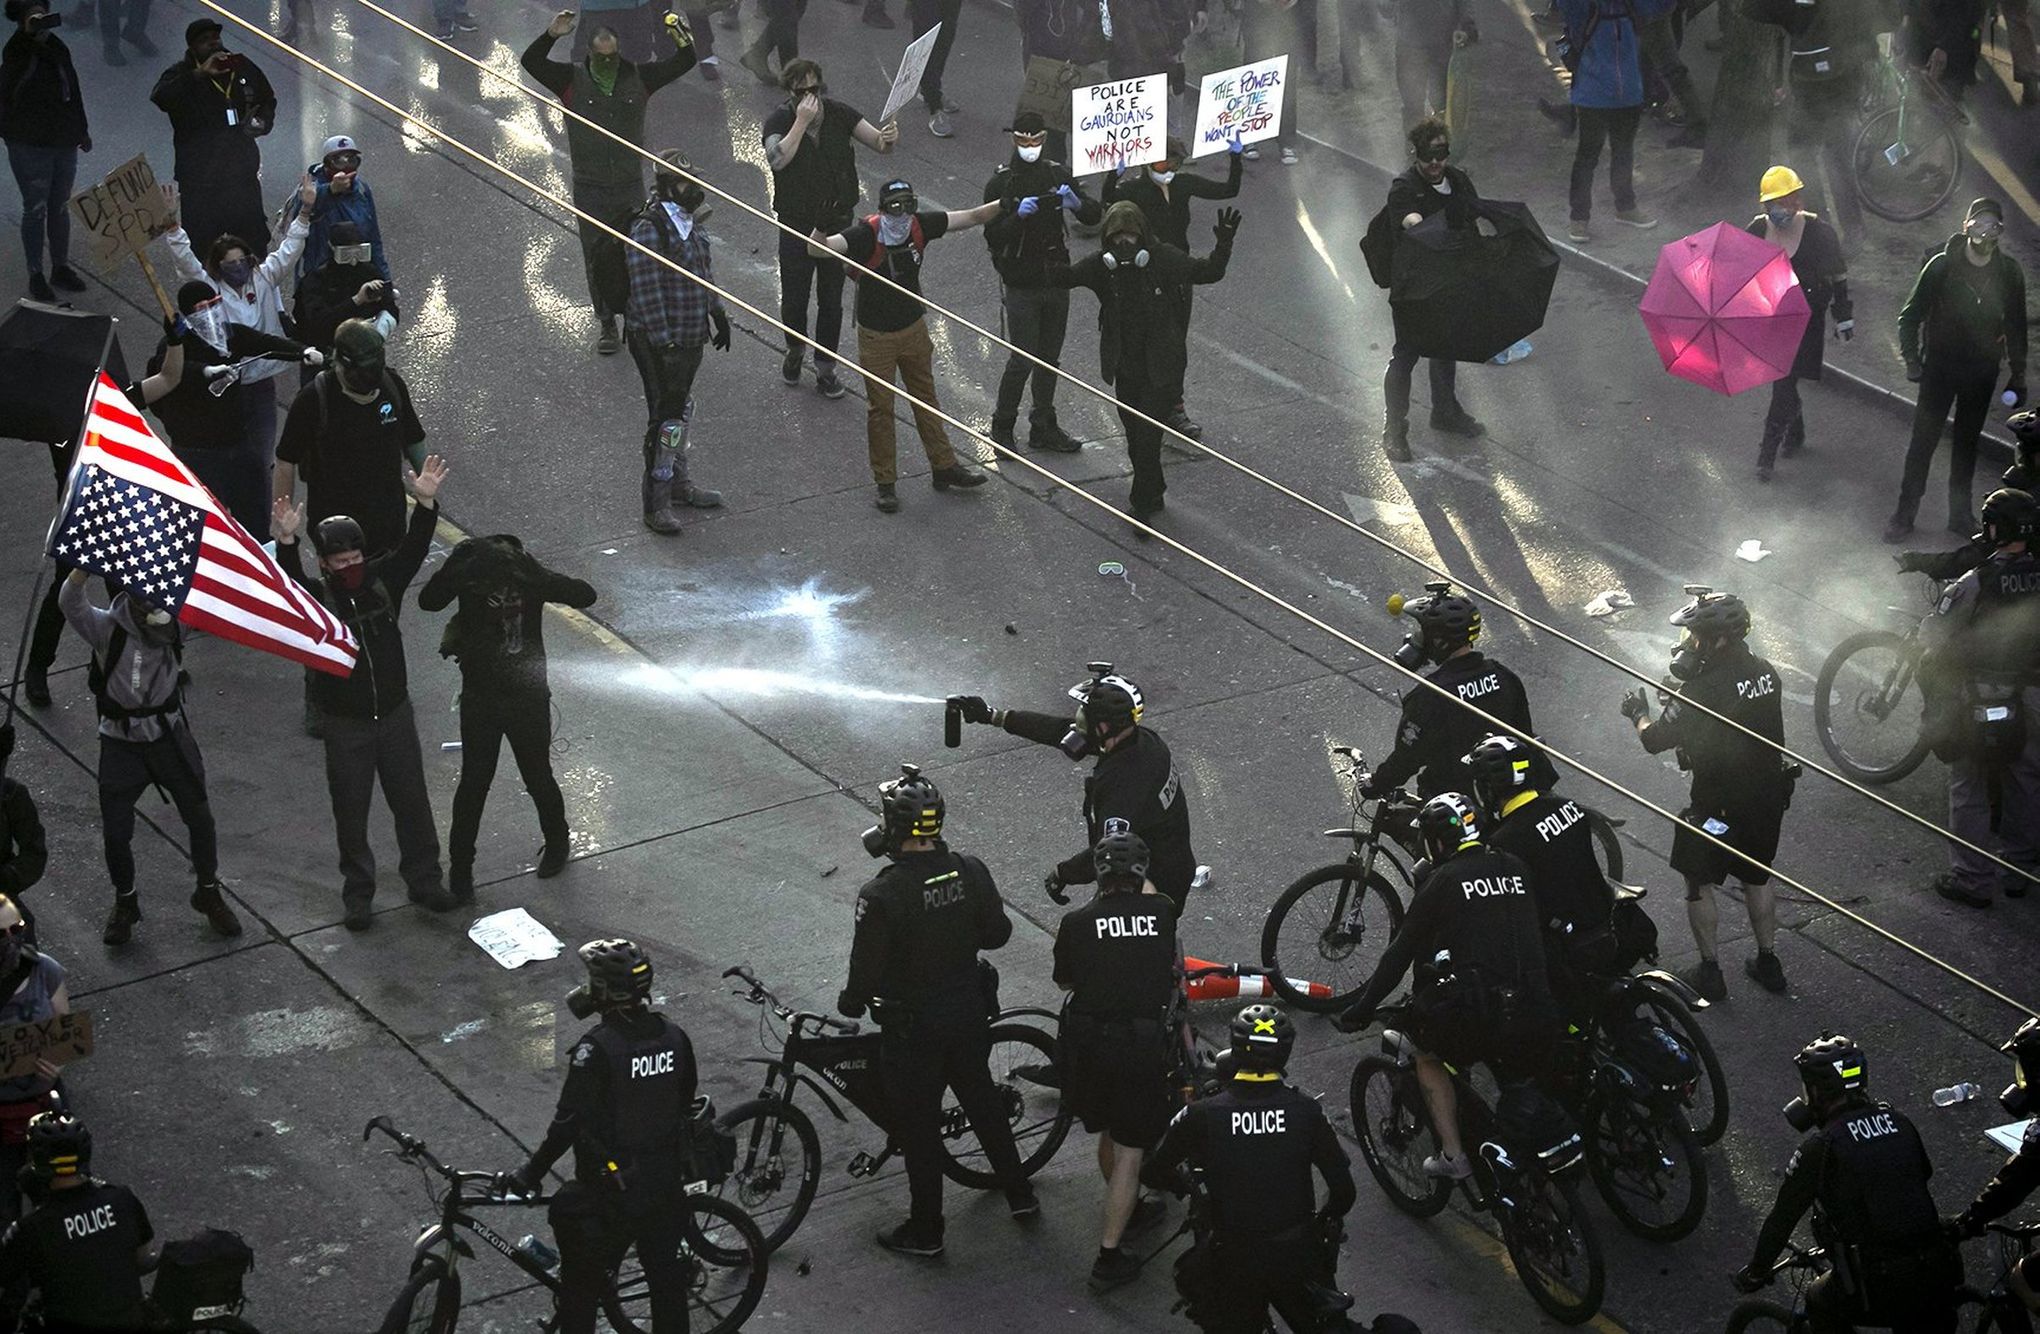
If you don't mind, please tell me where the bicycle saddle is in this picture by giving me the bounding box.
[1608,880,1647,902]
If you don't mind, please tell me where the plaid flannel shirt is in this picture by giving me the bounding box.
[625,207,723,349]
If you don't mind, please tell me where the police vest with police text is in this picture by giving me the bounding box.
[582,1016,692,1170]
[1968,550,2040,681]
[1809,1100,1942,1250]
[1056,890,1179,1020]
[1191,1083,1327,1238]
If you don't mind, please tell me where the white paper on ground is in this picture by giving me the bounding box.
[468,907,565,969]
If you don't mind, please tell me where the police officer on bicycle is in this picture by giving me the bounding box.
[1333,794,1558,1184]
[502,939,697,1334]
[1053,826,1180,1290]
[1465,734,1617,1021]
[1620,587,1793,1002]
[952,663,1200,911]
[0,1112,154,1333]
[1734,1034,1961,1333]
[1364,583,1548,803]
[1948,1018,2040,1316]
[839,764,1036,1258]
[1142,1004,1357,1333]
[1918,488,2040,910]
[1898,411,2040,581]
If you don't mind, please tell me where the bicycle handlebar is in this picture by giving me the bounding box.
[726,965,860,1034]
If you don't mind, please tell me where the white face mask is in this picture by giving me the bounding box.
[1015,143,1043,163]
[187,301,228,354]
[661,200,694,240]
[1149,168,1176,185]
[877,212,914,247]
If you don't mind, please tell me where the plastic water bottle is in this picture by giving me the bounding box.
[2007,390,2024,408]
[1490,339,1534,366]
[1932,1082,1982,1107]
[515,1235,560,1272]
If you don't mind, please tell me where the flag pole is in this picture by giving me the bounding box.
[3,336,112,767]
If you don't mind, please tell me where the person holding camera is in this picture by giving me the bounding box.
[148,19,275,258]
[1,0,90,304]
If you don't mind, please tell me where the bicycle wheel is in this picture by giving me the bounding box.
[375,1258,461,1334]
[1504,1172,1605,1325]
[1723,1297,1800,1332]
[1853,104,1963,222]
[1348,1055,1453,1218]
[1260,863,1407,1012]
[938,1022,1073,1188]
[1587,808,1625,882]
[1640,982,1730,1147]
[603,1194,768,1334]
[715,1095,822,1254]
[1584,1092,1708,1241]
[1815,630,1932,784]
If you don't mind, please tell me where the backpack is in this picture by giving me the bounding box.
[864,215,928,270]
[149,1228,255,1322]
[85,625,186,724]
[1556,1,1608,72]
[1361,202,1399,289]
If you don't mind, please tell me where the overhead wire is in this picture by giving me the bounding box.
[209,2,2039,1020]
[327,0,2039,893]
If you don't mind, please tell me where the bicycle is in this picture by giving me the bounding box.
[1722,1221,2039,1331]
[1348,1002,1606,1325]
[363,1116,767,1334]
[712,965,1072,1254]
[1814,572,1945,783]
[1261,745,1626,1013]
[1852,31,1967,223]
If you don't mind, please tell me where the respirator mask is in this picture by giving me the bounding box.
[1668,630,1708,682]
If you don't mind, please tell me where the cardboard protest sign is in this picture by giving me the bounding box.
[1015,55,1094,133]
[0,1011,93,1081]
[1189,55,1288,157]
[1070,73,1167,175]
[468,907,565,969]
[68,156,176,271]
[880,23,942,125]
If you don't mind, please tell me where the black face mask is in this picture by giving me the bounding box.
[1668,634,1708,682]
[336,353,383,395]
[565,984,599,1019]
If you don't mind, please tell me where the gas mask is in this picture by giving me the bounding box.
[860,823,893,858]
[2004,1055,2034,1118]
[184,298,228,354]
[332,242,373,266]
[1057,707,1095,760]
[1100,237,1149,271]
[1765,205,1795,228]
[1781,1086,1827,1132]
[1015,142,1043,163]
[218,257,253,287]
[1392,631,1429,672]
[565,984,600,1020]
[1668,630,1709,681]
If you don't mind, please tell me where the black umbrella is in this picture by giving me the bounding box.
[0,301,131,445]
[1389,200,1560,364]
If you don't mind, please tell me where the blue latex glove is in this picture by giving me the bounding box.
[1055,183,1080,211]
[1228,132,1244,155]
[1017,196,1041,218]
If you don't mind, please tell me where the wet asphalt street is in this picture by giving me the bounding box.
[2,0,2038,1327]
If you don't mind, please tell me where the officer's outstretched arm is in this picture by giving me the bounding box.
[1000,707,1072,749]
[1964,1140,2040,1230]
[1748,1137,1827,1274]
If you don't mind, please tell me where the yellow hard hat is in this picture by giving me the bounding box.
[1759,165,1805,203]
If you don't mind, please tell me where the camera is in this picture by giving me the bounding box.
[26,11,62,30]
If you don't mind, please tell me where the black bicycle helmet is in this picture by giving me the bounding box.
[1415,792,1481,862]
[312,514,367,559]
[1981,488,2040,546]
[1068,662,1144,739]
[1462,734,1535,806]
[1093,825,1151,886]
[1394,582,1481,659]
[24,1111,91,1182]
[1793,1031,1868,1106]
[878,762,945,846]
[1669,587,1751,641]
[2001,1017,2040,1117]
[579,938,654,1007]
[1229,1003,1296,1074]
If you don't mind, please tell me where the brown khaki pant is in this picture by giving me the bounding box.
[857,318,956,485]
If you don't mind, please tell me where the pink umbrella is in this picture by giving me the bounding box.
[1638,222,1812,396]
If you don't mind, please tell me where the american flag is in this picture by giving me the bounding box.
[46,375,359,677]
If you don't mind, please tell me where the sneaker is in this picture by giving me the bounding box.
[739,48,775,84]
[536,844,570,879]
[1124,1193,1168,1236]
[781,347,804,385]
[25,667,50,708]
[1243,146,1261,161]
[596,321,622,356]
[102,894,140,947]
[1615,208,1659,229]
[862,4,896,26]
[681,484,724,509]
[408,885,460,913]
[700,57,721,82]
[125,29,157,54]
[1567,220,1590,243]
[449,864,475,904]
[1381,431,1413,463]
[928,109,954,138]
[874,484,900,513]
[50,265,87,293]
[1882,518,1915,543]
[876,1220,944,1256]
[1934,872,1992,909]
[1744,950,1787,994]
[930,464,985,491]
[1280,146,1298,165]
[1006,1186,1040,1219]
[1430,409,1486,438]
[1679,959,1727,1003]
[27,272,55,302]
[1030,423,1083,454]
[453,10,478,29]
[988,420,1018,451]
[190,878,244,937]
[1090,1246,1142,1290]
[816,370,847,399]
[343,901,375,931]
[1421,1150,1472,1180]
[1163,408,1203,440]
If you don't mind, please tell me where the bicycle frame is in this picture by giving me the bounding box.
[410,1194,561,1296]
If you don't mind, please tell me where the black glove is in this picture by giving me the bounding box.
[955,695,995,725]
[1356,772,1384,800]
[1730,1265,1769,1295]
[1619,688,1650,723]
[1315,1211,1345,1254]
[1946,1211,1985,1241]
[1044,871,1069,905]
[1895,551,1930,575]
[710,308,731,351]
[836,989,865,1019]
[1905,357,1924,384]
[1330,1004,1373,1034]
[499,1164,542,1197]
[1214,207,1242,243]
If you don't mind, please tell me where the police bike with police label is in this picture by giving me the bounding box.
[1349,1001,1606,1325]
[1259,745,1626,1014]
[364,1117,767,1334]
[1724,1221,2040,1333]
[711,966,1072,1254]
[1813,571,1947,783]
